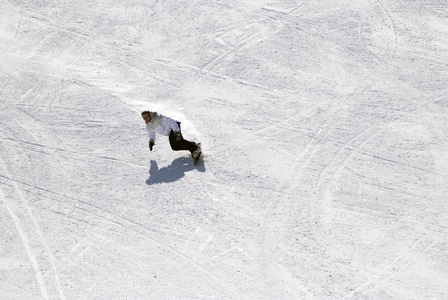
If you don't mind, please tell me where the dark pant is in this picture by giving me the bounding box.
[169,122,198,153]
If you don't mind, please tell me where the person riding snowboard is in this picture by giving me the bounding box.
[141,111,202,163]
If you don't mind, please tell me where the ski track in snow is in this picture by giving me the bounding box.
[0,148,65,300]
[1,0,448,299]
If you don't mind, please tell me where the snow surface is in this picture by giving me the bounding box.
[1,0,448,299]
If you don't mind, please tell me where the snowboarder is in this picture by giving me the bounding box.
[141,111,202,163]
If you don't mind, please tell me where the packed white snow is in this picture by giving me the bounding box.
[1,0,447,299]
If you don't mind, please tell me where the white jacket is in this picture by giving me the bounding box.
[145,112,180,142]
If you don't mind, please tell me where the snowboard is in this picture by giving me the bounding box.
[193,143,203,165]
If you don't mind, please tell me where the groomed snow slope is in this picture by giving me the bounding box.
[1,0,448,299]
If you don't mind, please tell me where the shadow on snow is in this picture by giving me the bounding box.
[146,157,205,185]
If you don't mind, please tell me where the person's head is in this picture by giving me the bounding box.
[141,111,151,124]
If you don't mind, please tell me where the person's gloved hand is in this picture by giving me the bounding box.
[174,132,182,142]
[149,140,155,151]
